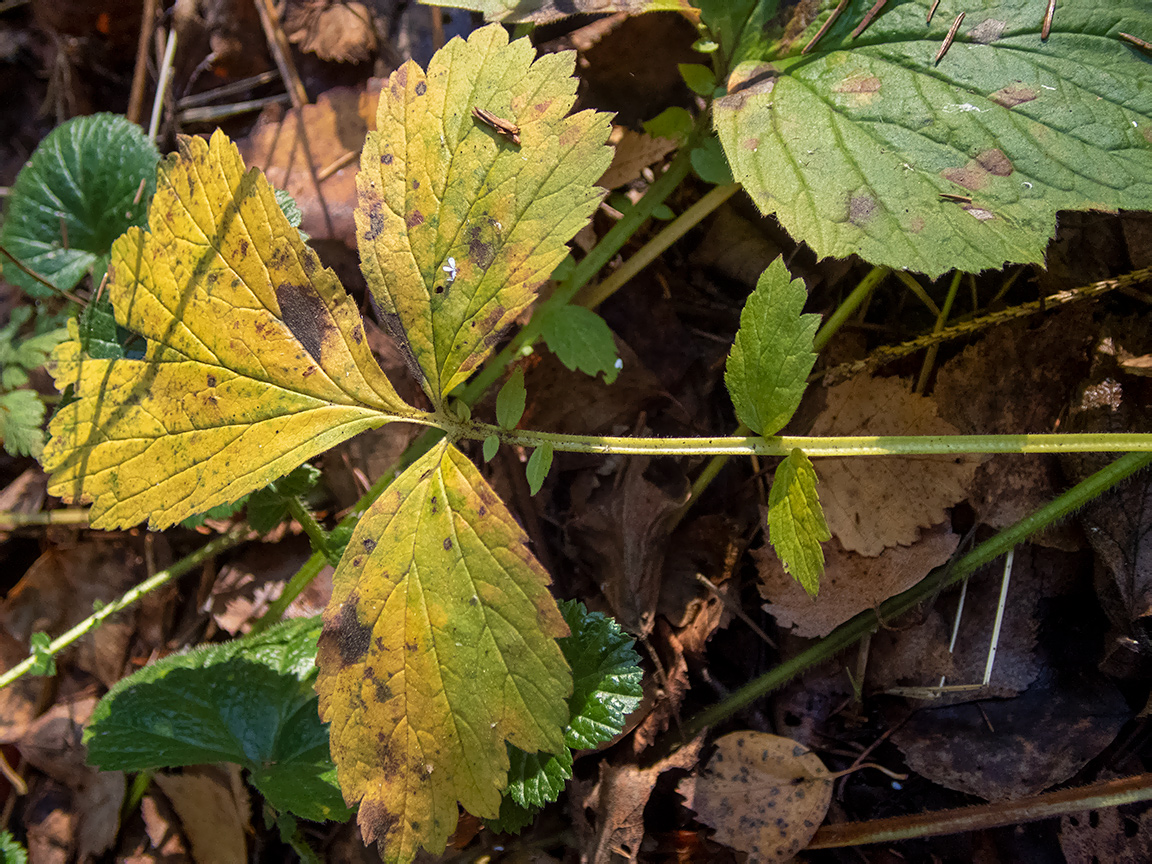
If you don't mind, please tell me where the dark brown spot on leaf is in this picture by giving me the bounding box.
[443,537,452,551]
[415,81,426,96]
[300,254,316,276]
[358,798,400,847]
[407,210,425,229]
[467,224,495,269]
[363,202,385,241]
[207,375,216,387]
[834,74,881,94]
[412,179,420,190]
[362,537,376,553]
[332,599,372,666]
[381,152,393,165]
[742,137,761,151]
[277,283,333,363]
[238,239,249,257]
[352,325,363,344]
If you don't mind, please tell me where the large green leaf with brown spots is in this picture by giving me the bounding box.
[356,23,612,403]
[705,0,1152,277]
[42,131,422,529]
[315,439,571,863]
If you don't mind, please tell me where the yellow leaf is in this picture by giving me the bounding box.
[43,131,421,529]
[356,23,612,402]
[316,440,571,863]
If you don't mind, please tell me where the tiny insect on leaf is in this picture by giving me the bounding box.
[472,107,521,146]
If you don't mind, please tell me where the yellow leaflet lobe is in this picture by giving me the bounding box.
[356,23,612,402]
[42,131,418,530]
[316,440,570,863]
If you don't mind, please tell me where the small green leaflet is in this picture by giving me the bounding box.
[483,434,500,462]
[84,618,351,823]
[0,390,48,459]
[527,442,554,495]
[496,369,527,429]
[768,449,831,596]
[541,305,621,383]
[725,258,820,437]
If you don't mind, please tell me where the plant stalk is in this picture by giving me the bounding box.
[0,526,248,689]
[652,450,1152,753]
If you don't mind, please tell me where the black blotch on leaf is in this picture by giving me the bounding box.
[415,81,427,96]
[333,599,372,666]
[277,283,333,363]
[363,538,377,553]
[443,538,452,551]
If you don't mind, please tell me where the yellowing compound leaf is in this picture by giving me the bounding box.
[316,439,570,863]
[356,24,612,403]
[43,131,419,530]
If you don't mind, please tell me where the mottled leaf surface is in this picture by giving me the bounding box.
[712,0,1152,276]
[356,24,612,402]
[42,131,418,529]
[725,258,819,437]
[315,439,570,863]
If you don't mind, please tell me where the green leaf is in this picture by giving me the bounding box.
[496,368,527,430]
[315,439,571,863]
[0,829,27,864]
[557,600,643,751]
[84,618,351,823]
[179,497,249,530]
[501,600,642,811]
[505,745,572,809]
[41,131,419,531]
[725,259,820,437]
[526,442,553,495]
[711,0,1152,277]
[767,449,831,596]
[643,106,694,144]
[0,389,48,458]
[679,63,717,96]
[483,434,499,462]
[482,796,538,835]
[28,632,56,676]
[0,114,159,298]
[542,305,621,383]
[76,290,131,361]
[691,135,734,185]
[356,24,612,403]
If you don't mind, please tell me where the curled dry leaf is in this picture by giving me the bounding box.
[284,0,378,63]
[757,521,958,638]
[810,375,980,556]
[679,731,832,863]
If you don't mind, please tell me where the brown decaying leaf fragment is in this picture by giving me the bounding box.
[471,106,521,145]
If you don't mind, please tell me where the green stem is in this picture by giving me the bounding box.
[660,450,1152,749]
[915,270,961,393]
[813,265,889,352]
[459,425,1152,458]
[0,508,91,530]
[458,118,708,406]
[285,495,335,565]
[0,526,248,689]
[578,182,741,309]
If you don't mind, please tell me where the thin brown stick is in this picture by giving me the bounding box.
[807,773,1152,849]
[850,0,888,40]
[127,0,157,124]
[802,0,849,55]
[1041,0,1056,40]
[935,12,965,64]
[430,3,445,52]
[0,243,85,305]
[926,0,941,25]
[1120,32,1152,52]
[252,0,307,108]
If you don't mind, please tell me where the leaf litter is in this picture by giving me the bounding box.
[3,3,1152,862]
